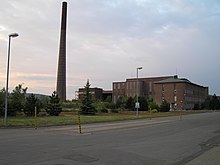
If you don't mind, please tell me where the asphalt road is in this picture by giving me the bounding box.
[0,112,220,165]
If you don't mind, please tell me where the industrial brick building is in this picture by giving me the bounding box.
[113,75,208,110]
[113,76,172,103]
[78,87,112,101]
[78,87,103,100]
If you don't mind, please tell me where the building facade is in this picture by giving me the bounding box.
[78,87,103,100]
[113,76,172,103]
[113,75,209,110]
[78,87,112,101]
[154,76,208,110]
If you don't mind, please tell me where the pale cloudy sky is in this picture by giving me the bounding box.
[0,0,220,99]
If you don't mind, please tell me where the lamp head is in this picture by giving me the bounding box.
[9,33,19,38]
[137,67,143,70]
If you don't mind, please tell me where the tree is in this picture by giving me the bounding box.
[104,96,112,103]
[8,84,28,116]
[24,94,39,116]
[125,97,135,110]
[201,94,220,110]
[46,91,62,116]
[138,96,149,111]
[201,96,211,110]
[80,80,96,115]
[38,95,50,110]
[0,88,5,116]
[210,94,220,110]
[160,100,170,112]
[193,103,200,110]
[116,96,126,109]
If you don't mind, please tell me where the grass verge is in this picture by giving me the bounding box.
[0,111,200,127]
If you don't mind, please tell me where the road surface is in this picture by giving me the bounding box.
[0,112,219,165]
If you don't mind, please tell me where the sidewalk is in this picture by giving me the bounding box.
[186,146,220,165]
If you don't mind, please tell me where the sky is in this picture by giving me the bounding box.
[0,0,220,99]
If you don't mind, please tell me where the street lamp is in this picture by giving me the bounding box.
[136,67,142,116]
[4,33,19,126]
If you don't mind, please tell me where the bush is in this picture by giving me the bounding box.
[149,109,158,113]
[148,101,160,110]
[138,96,149,111]
[193,103,200,110]
[160,100,170,112]
[125,97,135,110]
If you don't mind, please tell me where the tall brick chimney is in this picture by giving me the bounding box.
[56,1,67,101]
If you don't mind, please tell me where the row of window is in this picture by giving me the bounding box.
[114,81,153,92]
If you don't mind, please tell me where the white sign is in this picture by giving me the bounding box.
[135,102,140,109]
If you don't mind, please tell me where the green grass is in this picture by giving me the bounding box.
[0,111,198,127]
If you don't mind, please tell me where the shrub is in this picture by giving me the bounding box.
[149,109,158,113]
[148,101,160,110]
[160,100,170,112]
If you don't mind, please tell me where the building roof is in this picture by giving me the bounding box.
[126,76,173,81]
[154,75,208,89]
[154,76,191,84]
[103,90,112,94]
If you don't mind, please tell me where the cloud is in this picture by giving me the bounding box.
[0,0,220,98]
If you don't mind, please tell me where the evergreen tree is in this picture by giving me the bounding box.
[46,91,62,116]
[210,94,220,110]
[24,94,39,116]
[125,97,135,110]
[138,96,149,111]
[201,94,220,110]
[80,80,96,115]
[201,96,211,110]
[160,100,170,112]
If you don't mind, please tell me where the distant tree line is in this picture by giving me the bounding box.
[113,96,170,112]
[0,84,62,117]
[1,83,219,118]
[194,94,220,110]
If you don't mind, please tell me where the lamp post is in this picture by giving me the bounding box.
[4,33,19,127]
[136,67,142,116]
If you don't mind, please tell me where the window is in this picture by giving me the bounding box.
[149,81,152,92]
[130,82,132,90]
[174,96,177,102]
